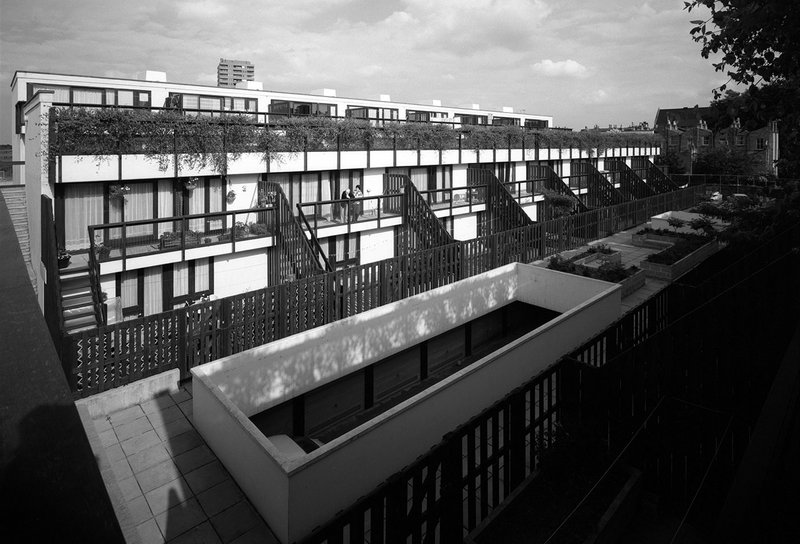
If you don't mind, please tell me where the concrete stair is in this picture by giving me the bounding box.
[0,185,35,293]
[60,266,98,334]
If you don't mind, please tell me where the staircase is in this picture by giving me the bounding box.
[60,266,98,334]
[0,185,36,293]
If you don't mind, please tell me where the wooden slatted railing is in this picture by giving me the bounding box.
[605,159,657,200]
[632,156,678,193]
[61,185,707,398]
[265,181,325,283]
[571,161,627,208]
[467,167,534,232]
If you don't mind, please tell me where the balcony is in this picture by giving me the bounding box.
[296,194,405,240]
[89,206,276,274]
[418,185,487,217]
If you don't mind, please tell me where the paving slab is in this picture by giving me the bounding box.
[116,415,155,442]
[118,476,144,502]
[110,405,146,427]
[136,459,183,494]
[185,461,229,495]
[210,501,262,544]
[164,430,204,457]
[174,445,216,475]
[129,443,172,475]
[128,494,155,526]
[121,429,162,457]
[170,387,192,405]
[136,519,165,544]
[196,480,244,518]
[147,404,185,427]
[145,476,195,515]
[153,417,194,442]
[141,394,177,415]
[169,521,222,544]
[154,497,207,541]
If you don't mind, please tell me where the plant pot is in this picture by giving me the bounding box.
[57,256,71,269]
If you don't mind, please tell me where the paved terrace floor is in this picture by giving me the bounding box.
[88,223,676,544]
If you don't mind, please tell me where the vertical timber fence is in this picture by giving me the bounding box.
[299,220,800,544]
[63,185,707,398]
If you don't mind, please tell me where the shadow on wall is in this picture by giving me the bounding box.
[217,270,520,415]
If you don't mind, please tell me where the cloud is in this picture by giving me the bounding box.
[584,89,609,104]
[531,59,588,78]
[175,0,228,19]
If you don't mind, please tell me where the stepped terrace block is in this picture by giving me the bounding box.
[192,262,622,543]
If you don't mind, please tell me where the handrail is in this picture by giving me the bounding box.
[571,161,626,207]
[467,168,533,232]
[86,238,106,326]
[296,205,334,272]
[418,184,488,213]
[605,159,656,200]
[87,205,278,265]
[264,181,325,281]
[527,164,587,215]
[88,205,275,230]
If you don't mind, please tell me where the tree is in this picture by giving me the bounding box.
[686,0,800,175]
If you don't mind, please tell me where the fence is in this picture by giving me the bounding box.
[299,219,800,544]
[62,185,706,398]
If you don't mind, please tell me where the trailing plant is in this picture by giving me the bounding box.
[48,107,661,171]
[109,184,131,201]
[226,189,236,204]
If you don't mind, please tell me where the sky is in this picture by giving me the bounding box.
[0,0,725,144]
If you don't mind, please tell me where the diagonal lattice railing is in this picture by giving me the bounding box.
[605,159,656,200]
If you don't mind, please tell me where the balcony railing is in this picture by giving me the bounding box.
[418,186,487,214]
[296,193,405,233]
[88,206,276,267]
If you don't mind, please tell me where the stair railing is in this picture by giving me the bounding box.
[605,159,656,200]
[467,168,533,233]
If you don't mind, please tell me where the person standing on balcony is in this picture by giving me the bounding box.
[342,189,353,222]
[353,185,363,219]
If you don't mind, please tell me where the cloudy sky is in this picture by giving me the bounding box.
[1,0,723,143]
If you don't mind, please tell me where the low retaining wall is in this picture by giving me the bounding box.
[640,241,721,281]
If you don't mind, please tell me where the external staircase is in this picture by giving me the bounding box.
[60,266,98,334]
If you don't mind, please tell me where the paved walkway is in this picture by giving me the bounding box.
[92,385,278,544]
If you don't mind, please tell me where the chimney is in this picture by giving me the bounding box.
[311,88,337,97]
[144,70,167,82]
[431,99,442,107]
[379,94,391,102]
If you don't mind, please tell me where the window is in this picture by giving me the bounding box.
[492,116,519,126]
[458,114,488,126]
[346,106,398,126]
[700,135,710,146]
[407,110,447,122]
[328,234,359,269]
[756,138,766,150]
[169,93,256,114]
[169,258,213,307]
[269,100,336,117]
[29,83,151,107]
[735,134,746,146]
[525,119,549,129]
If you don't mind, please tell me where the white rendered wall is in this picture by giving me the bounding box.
[213,251,268,298]
[24,93,51,310]
[360,227,394,265]
[453,214,477,241]
[192,263,621,543]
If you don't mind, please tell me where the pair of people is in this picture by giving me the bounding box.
[340,185,363,221]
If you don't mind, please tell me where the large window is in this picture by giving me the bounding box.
[457,114,488,126]
[524,119,549,129]
[328,234,359,269]
[346,106,398,126]
[168,92,256,114]
[492,116,520,126]
[269,100,336,117]
[407,110,447,122]
[29,84,151,107]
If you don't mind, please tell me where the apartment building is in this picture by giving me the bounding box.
[216,58,255,88]
[10,70,670,342]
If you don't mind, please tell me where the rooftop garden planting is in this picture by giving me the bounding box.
[47,107,660,174]
[548,245,639,283]
[644,233,713,266]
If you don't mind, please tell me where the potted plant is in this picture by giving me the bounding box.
[233,221,248,238]
[57,248,71,269]
[95,242,112,261]
[109,184,131,202]
[227,189,237,204]
[183,177,199,191]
